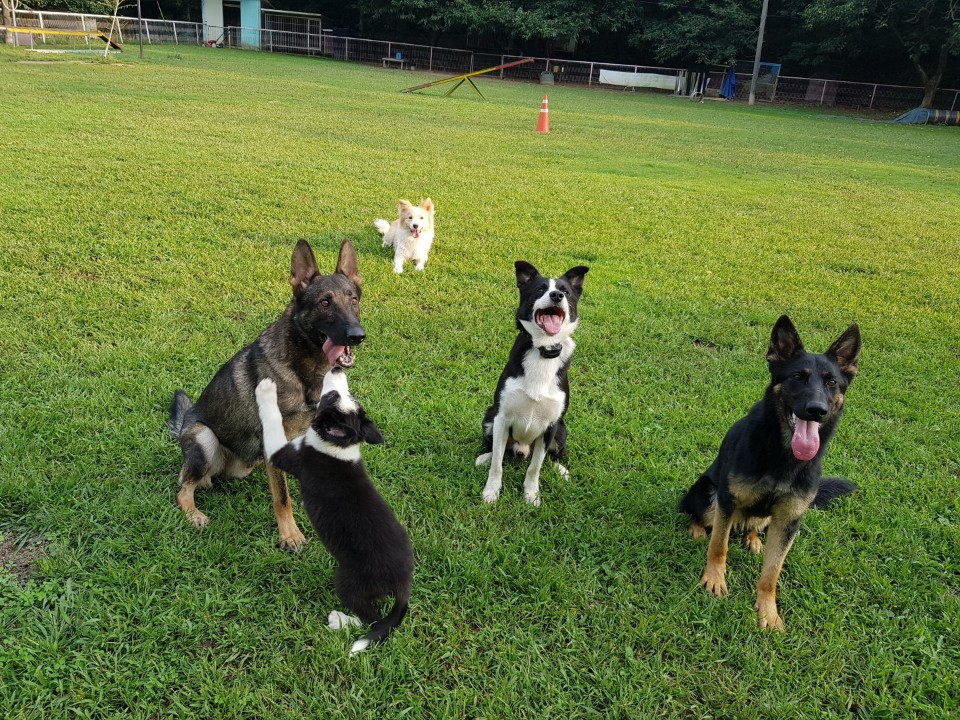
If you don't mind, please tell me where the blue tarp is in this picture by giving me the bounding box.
[721,65,736,99]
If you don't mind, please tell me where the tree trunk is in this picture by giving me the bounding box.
[2,0,13,46]
[915,43,949,108]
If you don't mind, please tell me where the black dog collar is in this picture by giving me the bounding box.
[539,344,562,359]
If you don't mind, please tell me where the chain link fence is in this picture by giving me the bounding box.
[8,10,959,114]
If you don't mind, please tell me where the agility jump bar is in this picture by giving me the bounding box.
[401,57,535,98]
[2,26,123,50]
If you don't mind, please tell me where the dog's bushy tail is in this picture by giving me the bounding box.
[167,390,193,440]
[349,586,410,656]
[373,219,391,241]
[812,476,858,509]
[679,472,716,522]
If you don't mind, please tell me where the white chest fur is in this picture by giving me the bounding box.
[497,343,573,445]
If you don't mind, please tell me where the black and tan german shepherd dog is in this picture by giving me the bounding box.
[168,239,365,551]
[680,315,861,630]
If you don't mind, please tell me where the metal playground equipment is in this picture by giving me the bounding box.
[401,57,534,98]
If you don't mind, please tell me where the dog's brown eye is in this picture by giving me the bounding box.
[825,378,837,387]
[793,373,805,381]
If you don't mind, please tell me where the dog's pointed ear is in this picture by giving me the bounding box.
[563,266,589,295]
[360,415,384,445]
[290,239,320,296]
[398,199,413,216]
[421,197,434,215]
[826,323,861,378]
[515,261,539,288]
[767,315,804,364]
[335,239,362,288]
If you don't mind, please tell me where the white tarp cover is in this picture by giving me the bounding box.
[598,69,677,90]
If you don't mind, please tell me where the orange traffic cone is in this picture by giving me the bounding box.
[535,94,550,133]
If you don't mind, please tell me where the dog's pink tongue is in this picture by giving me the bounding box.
[791,417,821,461]
[322,338,345,367]
[411,228,420,239]
[542,314,563,335]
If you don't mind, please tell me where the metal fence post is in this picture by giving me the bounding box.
[952,91,959,112]
[500,55,505,78]
[869,84,877,109]
[588,62,593,86]
[145,19,151,44]
[820,80,827,106]
[173,21,178,45]
[345,36,349,61]
[429,45,433,71]
[387,42,391,60]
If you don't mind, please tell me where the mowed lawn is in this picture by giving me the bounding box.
[0,43,958,718]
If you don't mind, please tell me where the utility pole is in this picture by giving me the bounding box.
[748,0,770,105]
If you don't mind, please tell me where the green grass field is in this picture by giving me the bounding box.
[1,44,958,718]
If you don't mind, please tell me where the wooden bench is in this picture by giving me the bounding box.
[382,57,407,69]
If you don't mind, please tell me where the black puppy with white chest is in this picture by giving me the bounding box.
[477,261,589,506]
[255,369,413,655]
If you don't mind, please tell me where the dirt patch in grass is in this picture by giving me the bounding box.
[0,531,49,587]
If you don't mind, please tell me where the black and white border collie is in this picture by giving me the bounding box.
[255,370,413,655]
[477,261,589,505]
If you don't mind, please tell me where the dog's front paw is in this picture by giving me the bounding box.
[701,566,728,597]
[481,480,501,504]
[393,263,404,274]
[278,526,308,553]
[186,509,209,528]
[524,491,541,507]
[756,601,784,631]
[689,522,708,540]
[414,261,426,271]
[255,378,278,407]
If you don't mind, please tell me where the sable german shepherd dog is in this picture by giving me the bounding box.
[680,315,861,630]
[168,239,365,551]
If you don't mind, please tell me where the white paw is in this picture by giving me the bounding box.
[556,463,570,480]
[414,262,426,271]
[524,492,541,507]
[482,487,500,504]
[327,611,361,631]
[255,378,277,406]
[393,265,404,274]
[349,638,371,655]
[475,453,492,467]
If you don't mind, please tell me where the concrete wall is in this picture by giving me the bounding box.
[201,0,223,43]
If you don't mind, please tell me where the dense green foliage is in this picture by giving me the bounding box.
[1,45,958,718]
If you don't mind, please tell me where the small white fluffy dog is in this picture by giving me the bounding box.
[374,198,435,273]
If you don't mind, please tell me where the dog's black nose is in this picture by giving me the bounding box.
[549,291,564,302]
[346,328,366,345]
[806,403,828,420]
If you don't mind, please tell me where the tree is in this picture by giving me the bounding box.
[633,0,759,66]
[804,0,960,107]
[353,0,640,52]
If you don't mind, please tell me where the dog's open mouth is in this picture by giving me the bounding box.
[322,339,355,369]
[535,307,565,336]
[788,413,821,461]
[411,228,421,239]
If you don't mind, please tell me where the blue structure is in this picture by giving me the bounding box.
[202,0,260,48]
[893,107,960,125]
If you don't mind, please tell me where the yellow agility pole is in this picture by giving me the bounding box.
[2,26,124,50]
[401,57,535,98]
